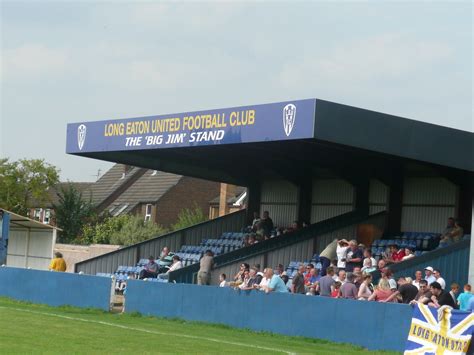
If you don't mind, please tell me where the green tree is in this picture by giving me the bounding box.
[53,183,95,243]
[0,158,60,215]
[171,204,207,231]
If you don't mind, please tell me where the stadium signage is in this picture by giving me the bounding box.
[66,99,316,153]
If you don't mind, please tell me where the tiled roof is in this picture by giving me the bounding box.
[209,186,247,205]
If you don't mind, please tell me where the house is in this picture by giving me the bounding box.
[208,184,247,219]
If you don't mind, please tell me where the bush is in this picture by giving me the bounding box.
[171,204,207,231]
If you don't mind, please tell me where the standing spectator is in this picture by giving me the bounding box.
[402,247,416,261]
[340,273,358,299]
[219,273,227,287]
[384,244,406,264]
[260,211,274,236]
[433,269,446,289]
[291,265,306,294]
[259,268,271,289]
[368,279,395,302]
[335,270,347,284]
[238,269,251,289]
[451,219,464,243]
[197,250,214,286]
[305,267,320,287]
[381,268,397,291]
[319,266,336,297]
[439,218,463,246]
[412,270,423,289]
[49,252,67,272]
[411,280,432,304]
[345,240,363,272]
[449,283,460,309]
[383,277,419,304]
[275,264,285,276]
[468,295,474,312]
[331,281,342,298]
[358,274,373,300]
[304,264,314,284]
[139,256,159,279]
[257,268,288,293]
[361,249,376,274]
[158,255,183,280]
[353,271,363,290]
[457,284,473,311]
[428,282,456,308]
[424,266,436,285]
[234,263,249,283]
[251,211,260,231]
[336,239,349,271]
[319,239,338,276]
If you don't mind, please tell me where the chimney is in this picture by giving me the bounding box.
[219,183,236,217]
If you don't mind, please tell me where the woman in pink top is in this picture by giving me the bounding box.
[358,274,373,300]
[368,278,394,302]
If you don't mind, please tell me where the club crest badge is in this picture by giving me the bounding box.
[77,124,87,151]
[283,104,296,137]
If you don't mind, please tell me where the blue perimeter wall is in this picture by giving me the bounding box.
[125,281,413,352]
[0,267,112,311]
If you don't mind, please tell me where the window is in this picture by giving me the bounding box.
[43,209,51,224]
[144,204,153,222]
[151,170,158,176]
[34,208,42,221]
[113,204,129,217]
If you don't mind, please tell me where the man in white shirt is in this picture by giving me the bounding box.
[433,269,446,289]
[336,239,349,270]
[424,266,436,285]
[412,270,423,289]
[158,255,182,280]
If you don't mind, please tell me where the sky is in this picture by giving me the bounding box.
[1,1,472,182]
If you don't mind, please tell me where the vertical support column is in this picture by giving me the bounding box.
[246,182,261,225]
[353,176,370,214]
[469,196,474,286]
[386,170,404,236]
[297,177,312,224]
[219,183,236,217]
[457,177,472,234]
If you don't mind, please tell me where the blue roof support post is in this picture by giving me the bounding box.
[0,210,10,265]
[246,182,261,225]
[353,175,370,215]
[469,196,474,286]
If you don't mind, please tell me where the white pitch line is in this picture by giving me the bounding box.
[0,306,296,355]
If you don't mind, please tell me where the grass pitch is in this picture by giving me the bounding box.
[0,298,400,354]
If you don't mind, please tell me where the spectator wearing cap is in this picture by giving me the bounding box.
[433,269,446,289]
[139,256,159,279]
[424,267,436,285]
[457,284,473,311]
[319,239,338,276]
[340,272,358,300]
[345,240,364,272]
[319,266,336,297]
[428,281,456,308]
[402,247,415,261]
[257,268,288,293]
[384,244,406,264]
[412,270,423,289]
[291,265,306,294]
[383,277,419,304]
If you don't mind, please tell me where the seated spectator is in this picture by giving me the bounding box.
[259,268,271,289]
[345,240,363,272]
[49,252,67,272]
[402,247,415,261]
[368,278,395,302]
[340,273,358,299]
[411,280,432,305]
[381,268,397,290]
[335,270,346,284]
[238,269,251,289]
[139,256,159,279]
[433,269,446,289]
[257,268,288,293]
[248,234,258,245]
[233,263,250,283]
[457,284,473,311]
[319,239,338,276]
[280,274,290,288]
[319,266,336,297]
[275,264,285,276]
[377,259,386,273]
[451,219,464,243]
[219,273,227,287]
[305,268,321,287]
[306,285,316,296]
[158,255,183,280]
[260,211,274,237]
[427,281,456,308]
[384,244,405,264]
[412,270,423,289]
[336,239,349,271]
[291,265,306,294]
[284,220,301,234]
[383,277,419,304]
[251,211,261,231]
[361,248,376,274]
[331,281,342,298]
[353,271,363,289]
[358,274,373,300]
[439,217,463,246]
[449,283,460,309]
[304,264,314,284]
[424,266,436,285]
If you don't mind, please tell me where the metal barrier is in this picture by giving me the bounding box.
[124,281,412,352]
[0,267,113,310]
[75,210,246,275]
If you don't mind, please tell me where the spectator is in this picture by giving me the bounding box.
[381,268,397,291]
[433,269,446,289]
[306,285,316,296]
[457,284,473,311]
[304,264,314,284]
[368,278,395,302]
[424,267,436,285]
[251,211,260,231]
[345,240,363,272]
[219,273,227,287]
[291,265,306,294]
[468,295,474,312]
[160,246,170,260]
[275,264,285,276]
[234,263,250,283]
[139,256,159,279]
[361,249,376,274]
[402,247,415,261]
[158,255,182,280]
[439,217,455,242]
[451,219,464,243]
[259,268,271,289]
[384,244,406,264]
[412,270,423,289]
[383,277,419,304]
[353,271,363,290]
[248,234,258,245]
[257,268,288,293]
[252,265,263,285]
[49,252,67,272]
[439,217,463,246]
[319,266,336,297]
[305,268,321,287]
[284,220,301,234]
[428,281,456,308]
[377,259,386,273]
[319,239,338,276]
[331,281,342,298]
[260,211,274,236]
[340,273,358,299]
[449,283,460,309]
[197,250,214,286]
[238,269,251,289]
[335,270,346,284]
[280,274,290,288]
[358,274,373,300]
[411,280,432,305]
[336,239,349,270]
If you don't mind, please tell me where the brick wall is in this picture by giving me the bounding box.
[155,177,220,228]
